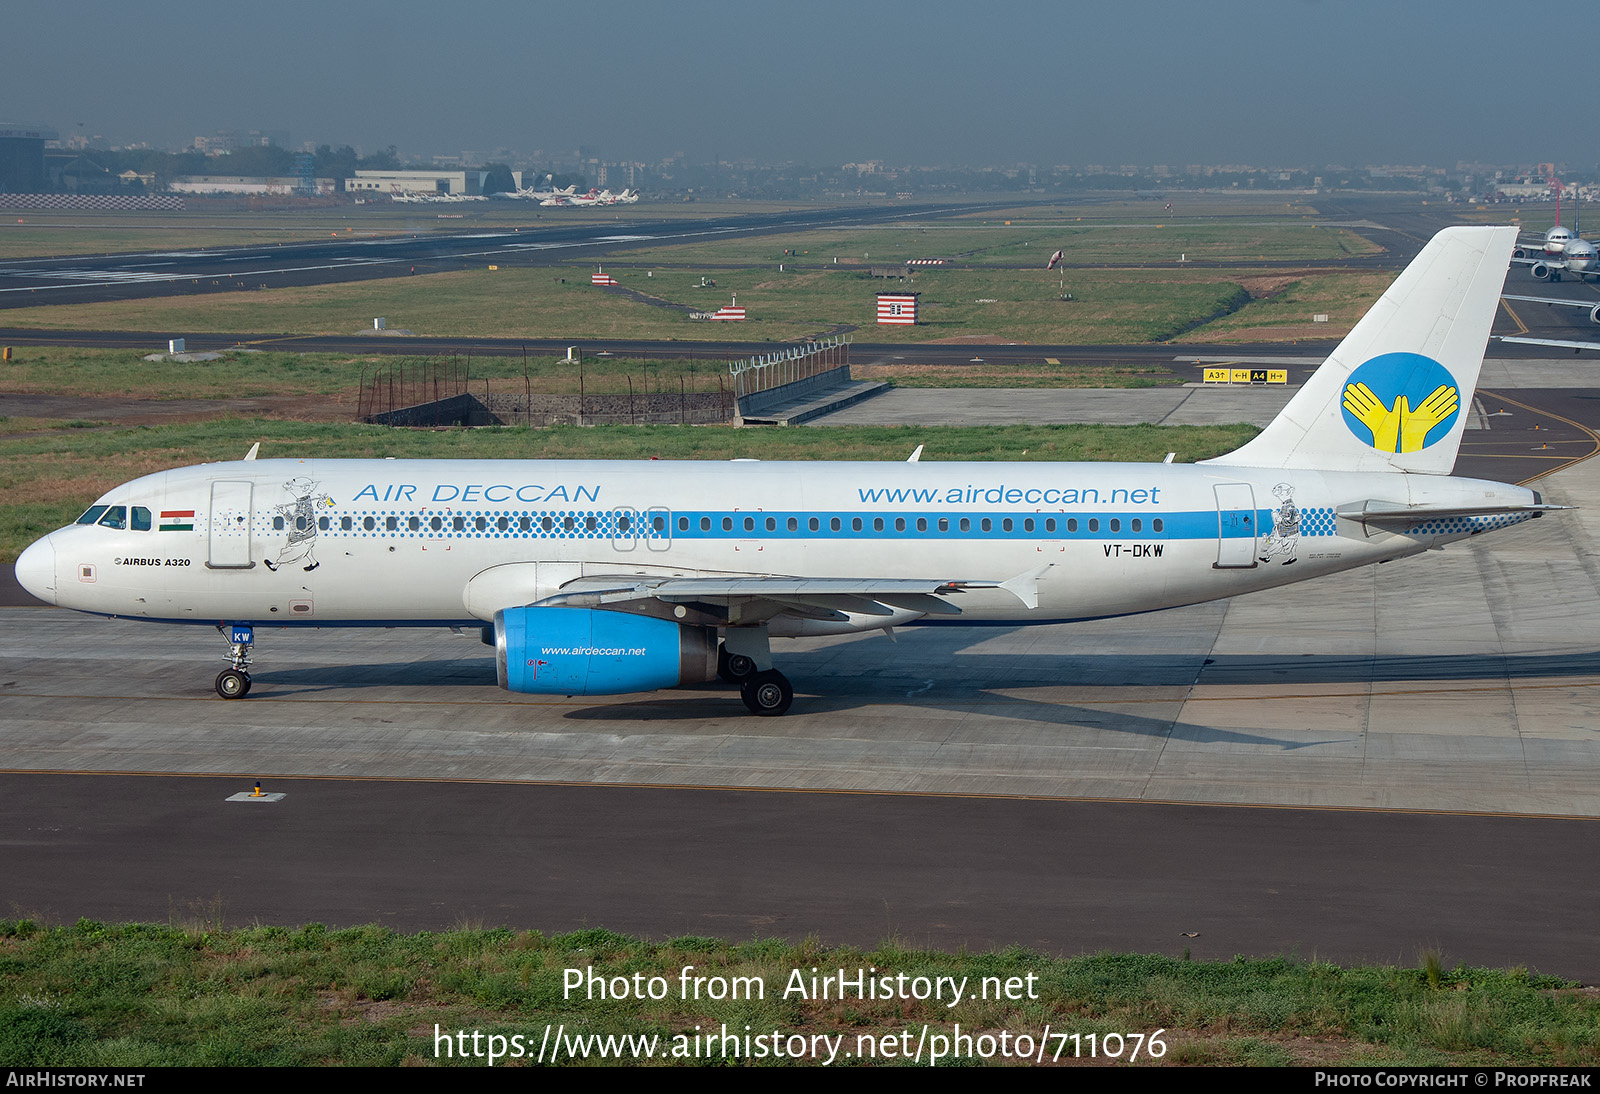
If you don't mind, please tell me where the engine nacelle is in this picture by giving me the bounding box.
[494,606,717,695]
[1589,303,1600,325]
[1531,262,1552,280]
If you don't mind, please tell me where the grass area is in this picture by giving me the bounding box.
[0,347,747,400]
[0,208,1387,345]
[612,222,1378,268]
[2,919,1595,1067]
[0,419,1259,560]
[1183,270,1398,343]
[0,265,1283,345]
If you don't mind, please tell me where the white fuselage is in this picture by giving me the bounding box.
[17,458,1540,632]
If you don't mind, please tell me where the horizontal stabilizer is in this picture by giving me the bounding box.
[1335,500,1570,527]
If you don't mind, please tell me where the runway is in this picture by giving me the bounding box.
[0,201,978,309]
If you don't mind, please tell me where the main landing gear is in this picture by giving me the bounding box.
[719,628,793,716]
[215,623,254,699]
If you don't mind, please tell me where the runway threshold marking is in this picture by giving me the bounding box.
[0,766,1595,822]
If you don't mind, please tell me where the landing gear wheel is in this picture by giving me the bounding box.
[215,669,251,700]
[740,670,793,716]
[718,644,757,684]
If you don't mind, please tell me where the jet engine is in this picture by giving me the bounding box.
[494,606,717,695]
[1531,262,1553,280]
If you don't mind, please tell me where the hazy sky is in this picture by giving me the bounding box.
[7,1,1587,167]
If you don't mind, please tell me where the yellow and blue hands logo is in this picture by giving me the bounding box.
[1340,352,1460,453]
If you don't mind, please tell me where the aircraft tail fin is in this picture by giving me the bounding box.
[1205,225,1516,475]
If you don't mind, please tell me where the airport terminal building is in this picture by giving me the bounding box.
[344,169,520,197]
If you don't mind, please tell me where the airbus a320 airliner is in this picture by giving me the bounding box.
[15,227,1555,715]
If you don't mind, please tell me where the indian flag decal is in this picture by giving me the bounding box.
[159,510,195,531]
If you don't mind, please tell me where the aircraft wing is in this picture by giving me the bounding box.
[1493,335,1600,351]
[541,575,968,622]
[537,569,1054,623]
[1502,294,1600,311]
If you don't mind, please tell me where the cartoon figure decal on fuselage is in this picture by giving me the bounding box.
[264,477,332,573]
[1340,352,1461,455]
[1258,482,1301,566]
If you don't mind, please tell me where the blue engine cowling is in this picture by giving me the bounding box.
[494,606,718,695]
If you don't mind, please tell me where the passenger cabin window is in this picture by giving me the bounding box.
[787,517,798,532]
[915,518,926,532]
[830,517,841,532]
[1044,518,1055,533]
[1088,519,1100,532]
[678,516,689,532]
[408,516,421,532]
[452,516,464,531]
[959,518,970,533]
[809,517,820,532]
[385,516,398,531]
[1131,518,1141,533]
[744,516,755,532]
[1067,519,1078,532]
[589,516,600,532]
[700,517,711,531]
[1002,518,1013,533]
[342,517,354,531]
[765,517,775,532]
[981,518,992,532]
[363,516,376,531]
[1023,518,1034,533]
[873,517,884,532]
[318,516,330,531]
[617,514,631,534]
[273,516,285,530]
[1153,518,1164,533]
[1110,519,1120,533]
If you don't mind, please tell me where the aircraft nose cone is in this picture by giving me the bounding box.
[14,534,56,605]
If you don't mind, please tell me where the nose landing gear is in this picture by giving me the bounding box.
[215,623,254,699]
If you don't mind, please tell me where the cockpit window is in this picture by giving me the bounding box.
[97,506,128,529]
[76,505,110,526]
[131,507,152,531]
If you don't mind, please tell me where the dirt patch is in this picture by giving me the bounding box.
[1234,275,1301,298]
[1185,324,1352,344]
